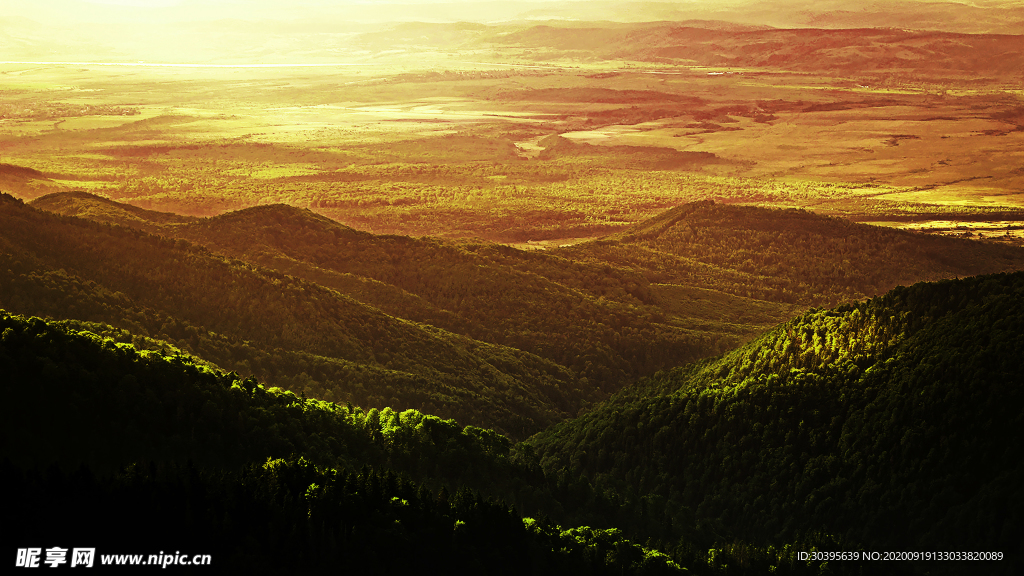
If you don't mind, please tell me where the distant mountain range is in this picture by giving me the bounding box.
[4,238,1021,573]
[2,1,1021,64]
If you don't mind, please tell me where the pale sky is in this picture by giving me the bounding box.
[83,0,183,6]
[7,0,989,26]
[9,0,708,18]
[4,0,685,26]
[1,0,1014,53]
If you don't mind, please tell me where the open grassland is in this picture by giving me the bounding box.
[2,23,1023,244]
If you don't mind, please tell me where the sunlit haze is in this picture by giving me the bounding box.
[2,0,1023,566]
[2,0,1020,64]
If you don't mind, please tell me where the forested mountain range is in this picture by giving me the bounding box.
[528,271,1024,573]
[169,202,720,389]
[17,191,1024,440]
[1,307,922,575]
[4,272,1019,573]
[5,187,1024,572]
[0,310,688,575]
[27,191,799,401]
[1,193,587,439]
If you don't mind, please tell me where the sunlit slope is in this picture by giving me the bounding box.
[528,272,1024,559]
[33,192,759,391]
[175,203,725,387]
[32,190,197,233]
[0,309,921,575]
[0,310,683,576]
[0,193,586,438]
[557,200,1024,306]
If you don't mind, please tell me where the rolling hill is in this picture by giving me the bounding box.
[556,200,1024,306]
[528,271,1024,573]
[31,190,197,233]
[30,191,782,393]
[493,24,1024,77]
[26,191,1024,410]
[0,309,685,576]
[1,193,588,439]
[9,190,1023,572]
[0,163,64,201]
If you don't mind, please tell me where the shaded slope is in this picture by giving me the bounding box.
[32,190,197,233]
[537,135,723,170]
[0,309,910,575]
[174,203,718,388]
[0,162,64,201]
[35,193,737,390]
[0,310,684,576]
[0,193,583,438]
[494,24,1024,77]
[528,272,1024,568]
[556,200,1024,306]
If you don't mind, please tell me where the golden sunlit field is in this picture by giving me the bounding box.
[3,21,1023,245]
[5,4,1024,573]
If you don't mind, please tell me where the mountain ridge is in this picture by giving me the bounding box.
[528,271,1024,567]
[2,193,589,438]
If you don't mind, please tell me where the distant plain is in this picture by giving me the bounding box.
[2,19,1022,247]
[3,5,1024,571]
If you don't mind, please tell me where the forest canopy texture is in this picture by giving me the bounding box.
[1,185,1022,574]
[528,272,1024,572]
[3,270,1023,574]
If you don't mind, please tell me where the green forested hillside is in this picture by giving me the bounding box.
[529,272,1024,573]
[2,308,928,575]
[0,310,686,575]
[3,309,884,575]
[0,193,587,438]
[10,274,1014,573]
[0,309,573,510]
[557,200,1024,306]
[5,459,685,576]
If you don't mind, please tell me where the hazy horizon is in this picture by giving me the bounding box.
[5,0,1023,27]
[2,0,1021,65]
